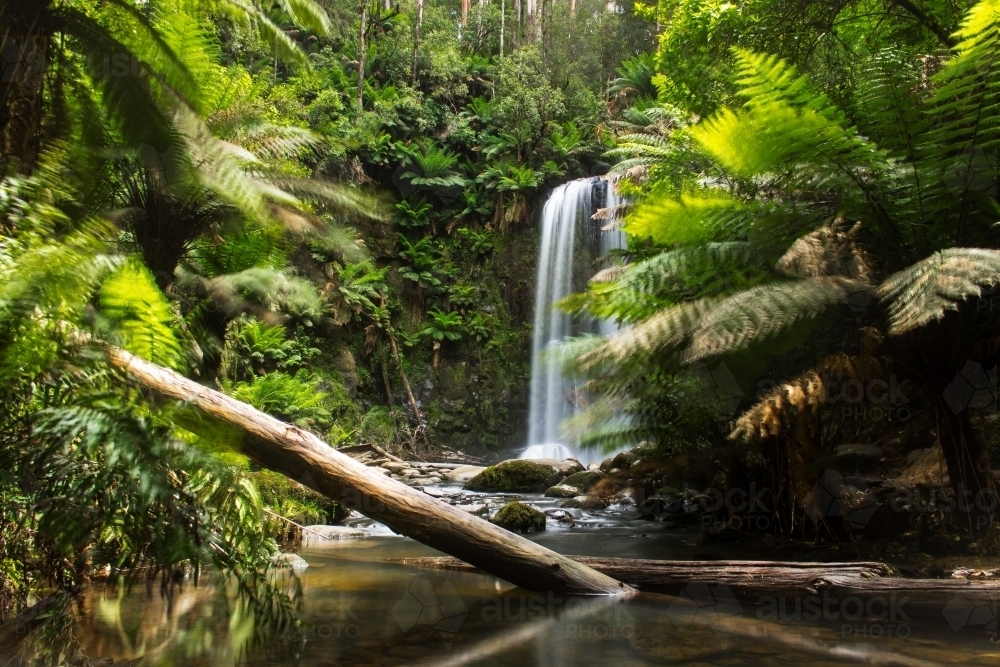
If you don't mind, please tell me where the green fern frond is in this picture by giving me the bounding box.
[100,257,184,370]
[876,248,1000,334]
[693,50,887,182]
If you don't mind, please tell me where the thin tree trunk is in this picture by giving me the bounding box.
[388,333,426,444]
[411,0,423,85]
[570,0,576,18]
[358,0,367,109]
[500,0,505,56]
[461,0,469,25]
[106,346,630,596]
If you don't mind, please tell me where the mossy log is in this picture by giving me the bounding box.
[106,347,630,596]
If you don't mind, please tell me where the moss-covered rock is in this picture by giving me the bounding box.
[491,501,546,533]
[560,470,607,492]
[544,484,580,498]
[464,460,560,492]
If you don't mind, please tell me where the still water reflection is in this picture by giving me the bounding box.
[76,529,999,667]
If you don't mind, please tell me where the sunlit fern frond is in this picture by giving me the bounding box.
[929,0,1000,159]
[775,218,873,282]
[693,50,888,183]
[220,0,317,67]
[876,248,1000,334]
[243,125,326,161]
[98,258,184,369]
[578,299,715,371]
[615,242,755,295]
[682,277,869,363]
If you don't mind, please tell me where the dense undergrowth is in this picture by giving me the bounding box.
[5,0,1000,661]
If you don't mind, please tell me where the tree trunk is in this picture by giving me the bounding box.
[0,1,50,176]
[461,0,470,26]
[388,333,425,444]
[935,401,997,536]
[105,347,631,596]
[500,0,505,56]
[358,0,367,109]
[411,0,423,85]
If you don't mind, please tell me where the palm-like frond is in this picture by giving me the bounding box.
[580,277,866,369]
[876,248,1000,334]
[99,258,184,370]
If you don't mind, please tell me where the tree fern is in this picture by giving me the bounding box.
[99,258,184,370]
[877,248,1000,334]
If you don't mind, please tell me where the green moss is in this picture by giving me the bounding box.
[561,470,607,492]
[491,501,546,533]
[464,460,558,492]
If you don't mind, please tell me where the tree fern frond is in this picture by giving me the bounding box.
[223,1,311,68]
[274,0,333,35]
[99,258,184,369]
[694,50,889,185]
[682,277,867,363]
[205,267,323,318]
[578,299,715,371]
[876,248,1000,334]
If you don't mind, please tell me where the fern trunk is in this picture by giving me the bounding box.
[0,1,50,176]
[935,402,997,537]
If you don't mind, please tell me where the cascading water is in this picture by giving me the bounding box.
[521,177,626,465]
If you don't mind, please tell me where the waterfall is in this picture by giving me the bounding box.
[521,177,626,465]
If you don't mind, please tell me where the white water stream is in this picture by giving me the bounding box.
[521,177,626,465]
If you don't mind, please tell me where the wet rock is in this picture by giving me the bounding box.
[544,484,580,498]
[491,501,546,533]
[560,470,607,492]
[271,552,309,572]
[459,503,489,516]
[526,458,585,477]
[446,465,487,483]
[464,460,562,492]
[301,525,371,544]
[560,495,608,510]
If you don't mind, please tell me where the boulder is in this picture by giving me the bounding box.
[301,525,371,545]
[491,501,546,533]
[271,552,309,572]
[560,470,607,493]
[544,484,580,498]
[560,496,608,510]
[446,465,487,483]
[527,458,585,477]
[464,460,563,492]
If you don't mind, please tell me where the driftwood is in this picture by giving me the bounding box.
[392,556,1000,597]
[107,347,630,596]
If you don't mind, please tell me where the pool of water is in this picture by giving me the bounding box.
[74,490,999,666]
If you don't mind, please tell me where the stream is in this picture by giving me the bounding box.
[74,482,999,666]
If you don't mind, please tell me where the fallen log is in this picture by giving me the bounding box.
[392,556,1000,597]
[107,347,630,596]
